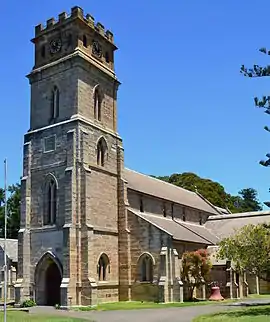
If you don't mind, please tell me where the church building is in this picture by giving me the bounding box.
[14,6,270,307]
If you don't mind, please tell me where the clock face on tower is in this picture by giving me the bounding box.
[92,40,102,58]
[50,38,62,54]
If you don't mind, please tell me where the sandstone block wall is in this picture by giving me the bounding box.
[128,210,169,281]
[127,190,209,225]
[77,64,118,132]
[29,61,79,130]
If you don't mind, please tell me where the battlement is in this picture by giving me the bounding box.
[34,6,114,44]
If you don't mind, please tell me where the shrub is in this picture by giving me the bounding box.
[21,299,36,307]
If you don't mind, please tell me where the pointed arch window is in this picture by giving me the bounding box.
[51,86,60,120]
[138,253,154,282]
[97,253,110,281]
[44,177,57,225]
[93,85,102,121]
[97,137,107,166]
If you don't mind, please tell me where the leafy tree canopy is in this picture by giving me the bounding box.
[154,173,262,213]
[218,223,270,282]
[241,48,270,183]
[0,183,21,239]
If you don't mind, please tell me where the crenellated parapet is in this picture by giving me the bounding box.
[34,6,114,44]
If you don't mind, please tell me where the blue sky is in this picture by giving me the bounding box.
[1,1,270,206]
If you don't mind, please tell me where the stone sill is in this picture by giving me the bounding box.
[97,281,119,287]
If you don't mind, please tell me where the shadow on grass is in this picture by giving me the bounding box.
[213,306,270,318]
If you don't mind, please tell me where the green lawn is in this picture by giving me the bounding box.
[75,299,233,311]
[193,305,270,322]
[248,294,270,299]
[0,311,86,322]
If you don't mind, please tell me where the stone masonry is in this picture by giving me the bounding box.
[15,6,270,307]
[16,6,123,306]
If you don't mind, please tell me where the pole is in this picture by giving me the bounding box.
[4,159,7,322]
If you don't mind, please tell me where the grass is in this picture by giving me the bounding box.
[75,299,234,311]
[193,305,270,322]
[0,311,86,322]
[248,293,270,299]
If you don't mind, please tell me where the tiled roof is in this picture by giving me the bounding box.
[206,210,270,239]
[128,208,218,245]
[124,168,220,215]
[0,238,18,262]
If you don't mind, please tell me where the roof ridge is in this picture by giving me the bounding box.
[208,210,270,221]
[195,191,223,215]
[215,206,232,214]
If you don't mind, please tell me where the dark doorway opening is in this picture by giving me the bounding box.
[45,261,61,306]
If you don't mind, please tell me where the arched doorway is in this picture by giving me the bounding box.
[45,261,62,306]
[35,252,62,306]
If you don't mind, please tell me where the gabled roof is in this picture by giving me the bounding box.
[128,208,218,245]
[124,168,220,215]
[0,238,18,262]
[206,210,270,239]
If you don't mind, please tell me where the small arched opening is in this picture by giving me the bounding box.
[97,253,110,281]
[51,86,60,120]
[137,253,155,282]
[83,34,87,47]
[96,137,108,167]
[93,85,103,121]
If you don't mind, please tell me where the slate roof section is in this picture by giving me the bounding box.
[124,168,220,215]
[206,210,270,239]
[0,238,18,262]
[128,208,217,245]
[174,219,219,244]
[214,206,232,215]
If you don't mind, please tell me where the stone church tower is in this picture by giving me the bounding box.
[15,6,129,306]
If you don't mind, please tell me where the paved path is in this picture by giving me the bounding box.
[29,304,232,322]
[29,299,270,322]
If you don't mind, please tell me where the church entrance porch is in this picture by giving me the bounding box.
[35,252,62,306]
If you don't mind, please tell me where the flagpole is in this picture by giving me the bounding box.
[4,159,7,322]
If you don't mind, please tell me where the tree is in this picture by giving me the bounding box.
[182,249,212,300]
[155,172,230,209]
[241,49,270,169]
[0,183,21,239]
[218,223,270,282]
[7,184,21,239]
[238,188,262,212]
[0,188,4,207]
[154,172,261,213]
